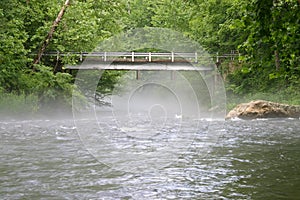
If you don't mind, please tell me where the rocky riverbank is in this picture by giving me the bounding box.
[226,100,300,120]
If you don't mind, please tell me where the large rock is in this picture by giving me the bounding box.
[226,100,300,120]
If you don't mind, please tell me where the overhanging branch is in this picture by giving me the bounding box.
[33,0,70,65]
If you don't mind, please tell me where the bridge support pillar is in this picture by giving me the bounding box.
[136,70,140,80]
[170,71,176,80]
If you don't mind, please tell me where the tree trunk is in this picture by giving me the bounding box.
[274,50,280,71]
[33,0,70,65]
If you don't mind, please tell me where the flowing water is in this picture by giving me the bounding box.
[1,117,300,199]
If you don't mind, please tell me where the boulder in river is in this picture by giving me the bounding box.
[226,100,300,120]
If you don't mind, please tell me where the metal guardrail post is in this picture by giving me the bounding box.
[195,52,198,63]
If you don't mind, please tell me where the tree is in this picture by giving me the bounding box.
[151,0,192,34]
[0,0,126,114]
[0,0,29,92]
[227,0,300,101]
[33,0,70,65]
[239,0,300,83]
[122,0,156,29]
[187,0,246,54]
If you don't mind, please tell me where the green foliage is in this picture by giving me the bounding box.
[50,1,124,53]
[187,0,246,53]
[227,88,300,111]
[226,0,300,100]
[30,65,73,103]
[151,0,192,33]
[0,89,39,117]
[0,0,125,115]
[74,70,124,107]
[1,0,299,116]
[124,0,156,28]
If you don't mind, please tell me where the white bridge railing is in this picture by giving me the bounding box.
[43,51,240,63]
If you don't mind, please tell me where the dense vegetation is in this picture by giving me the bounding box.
[1,0,299,115]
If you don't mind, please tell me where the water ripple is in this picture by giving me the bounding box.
[0,118,299,199]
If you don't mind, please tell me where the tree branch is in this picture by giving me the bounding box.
[275,50,280,71]
[33,0,70,65]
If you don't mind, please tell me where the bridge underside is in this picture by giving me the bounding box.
[66,61,214,71]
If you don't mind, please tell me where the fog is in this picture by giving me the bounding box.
[108,70,217,121]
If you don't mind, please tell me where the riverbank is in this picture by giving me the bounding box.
[226,90,300,111]
[1,86,299,120]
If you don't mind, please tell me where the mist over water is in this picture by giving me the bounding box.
[69,66,227,173]
[69,27,228,173]
[111,70,211,119]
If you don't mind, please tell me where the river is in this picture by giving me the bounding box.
[1,117,299,199]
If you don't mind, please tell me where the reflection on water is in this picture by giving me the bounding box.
[0,118,299,199]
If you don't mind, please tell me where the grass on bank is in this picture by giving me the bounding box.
[1,83,299,117]
[0,92,39,118]
[226,88,300,111]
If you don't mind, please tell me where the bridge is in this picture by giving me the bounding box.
[43,51,239,71]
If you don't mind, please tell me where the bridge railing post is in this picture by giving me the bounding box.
[131,52,134,62]
[56,50,60,61]
[80,52,83,61]
[104,52,107,62]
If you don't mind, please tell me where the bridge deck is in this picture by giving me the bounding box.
[66,61,213,71]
